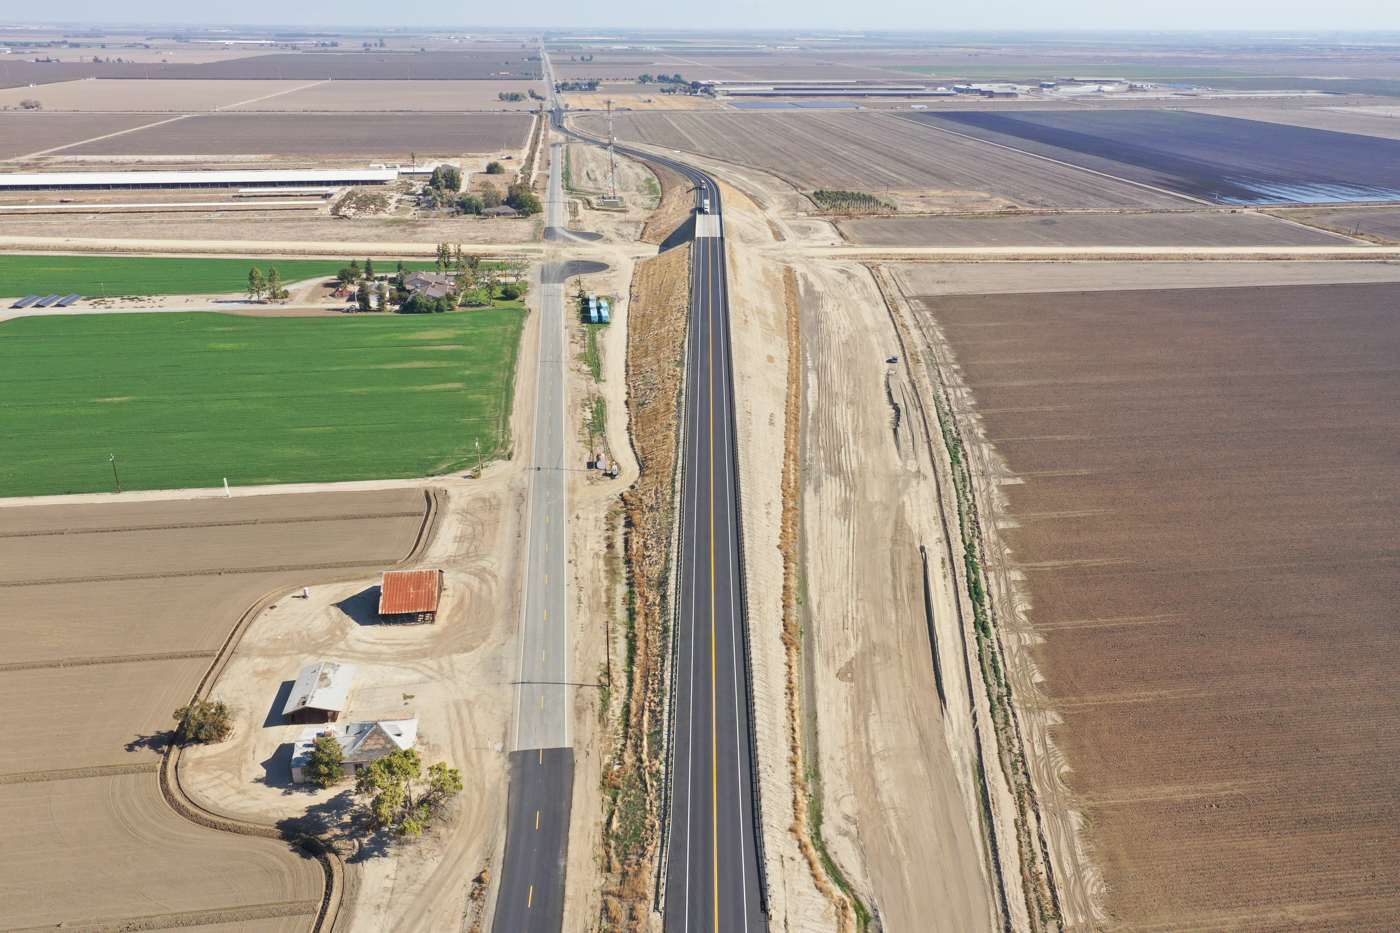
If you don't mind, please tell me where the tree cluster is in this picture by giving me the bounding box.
[172,699,232,744]
[498,91,526,102]
[554,80,601,92]
[246,266,289,302]
[356,748,463,837]
[505,183,542,216]
[428,165,461,193]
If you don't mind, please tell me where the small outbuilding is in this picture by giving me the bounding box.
[378,568,444,623]
[283,660,357,725]
[290,717,419,783]
[482,204,520,217]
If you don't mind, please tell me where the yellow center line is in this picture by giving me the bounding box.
[536,810,541,830]
[709,232,720,933]
[528,885,534,908]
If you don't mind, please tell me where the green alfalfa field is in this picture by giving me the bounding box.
[0,310,525,497]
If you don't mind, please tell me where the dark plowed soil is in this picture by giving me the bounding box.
[910,282,1400,932]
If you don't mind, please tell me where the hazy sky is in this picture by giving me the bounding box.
[10,0,1400,33]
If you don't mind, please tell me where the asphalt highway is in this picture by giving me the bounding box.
[661,179,769,933]
[531,47,768,929]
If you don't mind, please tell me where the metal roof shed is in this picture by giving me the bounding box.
[283,660,357,725]
[378,569,444,623]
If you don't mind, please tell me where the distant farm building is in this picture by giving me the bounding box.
[290,717,419,783]
[378,568,444,623]
[482,204,520,217]
[283,660,356,725]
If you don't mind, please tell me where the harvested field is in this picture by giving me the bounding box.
[227,79,547,112]
[910,110,1400,204]
[53,112,534,156]
[566,91,722,111]
[0,211,538,246]
[1276,207,1400,243]
[0,79,318,112]
[889,260,1400,297]
[0,112,170,159]
[581,111,1190,210]
[0,488,428,932]
[132,51,542,81]
[903,280,1400,932]
[1187,104,1400,143]
[840,211,1349,247]
[0,311,524,497]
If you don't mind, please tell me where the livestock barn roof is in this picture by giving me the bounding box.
[379,569,443,616]
[0,168,399,190]
[283,660,357,716]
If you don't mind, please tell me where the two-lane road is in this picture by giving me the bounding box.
[663,183,769,933]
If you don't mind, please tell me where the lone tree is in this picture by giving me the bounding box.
[480,183,502,209]
[506,183,542,216]
[458,194,484,215]
[266,267,287,301]
[376,282,389,312]
[246,267,266,301]
[173,699,232,744]
[365,257,376,279]
[303,735,347,788]
[336,266,359,290]
[355,748,463,836]
[484,160,506,175]
[356,281,372,312]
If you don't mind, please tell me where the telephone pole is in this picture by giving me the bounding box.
[109,454,122,493]
[603,98,619,205]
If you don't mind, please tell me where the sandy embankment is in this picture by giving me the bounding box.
[714,160,1001,932]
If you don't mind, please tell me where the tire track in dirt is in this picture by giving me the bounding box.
[0,510,424,538]
[0,900,320,933]
[0,650,217,673]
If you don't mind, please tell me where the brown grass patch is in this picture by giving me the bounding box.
[601,242,692,930]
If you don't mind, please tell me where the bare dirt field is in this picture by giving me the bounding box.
[579,110,1192,210]
[0,488,430,931]
[886,259,1400,296]
[0,211,538,245]
[0,79,321,112]
[1187,104,1400,143]
[566,91,722,111]
[840,211,1351,247]
[153,51,542,81]
[227,79,547,112]
[899,278,1400,932]
[0,112,171,159]
[1275,207,1400,243]
[53,112,534,157]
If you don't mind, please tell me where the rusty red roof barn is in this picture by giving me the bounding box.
[378,568,444,621]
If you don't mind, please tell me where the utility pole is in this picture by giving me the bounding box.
[475,437,485,476]
[604,97,618,204]
[109,454,122,493]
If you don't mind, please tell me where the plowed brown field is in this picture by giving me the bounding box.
[902,280,1400,932]
[0,112,170,159]
[54,112,533,156]
[0,488,429,931]
[581,110,1189,209]
[840,211,1349,247]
